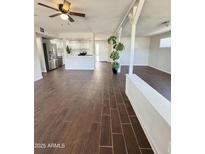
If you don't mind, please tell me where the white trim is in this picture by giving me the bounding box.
[118,27,122,73]
[127,74,171,124]
[121,64,171,74]
[114,0,137,34]
[34,75,43,82]
[133,0,145,25]
[125,74,171,154]
[145,26,171,37]
[149,65,171,74]
[121,64,149,66]
[129,0,145,74]
[65,68,94,70]
[129,20,137,74]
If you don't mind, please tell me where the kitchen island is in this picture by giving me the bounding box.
[65,54,95,70]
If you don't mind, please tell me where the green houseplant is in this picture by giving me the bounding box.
[108,36,124,74]
[66,45,71,54]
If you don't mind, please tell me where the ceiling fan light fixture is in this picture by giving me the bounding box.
[63,1,71,12]
[60,14,68,20]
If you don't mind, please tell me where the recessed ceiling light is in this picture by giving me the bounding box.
[60,14,68,20]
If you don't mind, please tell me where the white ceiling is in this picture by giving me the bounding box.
[34,0,133,36]
[34,0,171,38]
[122,0,171,36]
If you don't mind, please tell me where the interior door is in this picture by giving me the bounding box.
[95,41,109,62]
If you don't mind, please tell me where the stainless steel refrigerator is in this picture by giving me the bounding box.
[42,38,59,71]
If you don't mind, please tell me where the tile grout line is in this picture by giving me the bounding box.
[98,89,104,154]
[121,122,131,124]
[128,116,143,154]
[112,133,122,135]
[99,145,113,148]
[115,85,129,154]
[100,84,112,152]
[108,82,114,154]
[118,84,131,124]
[140,147,152,150]
[129,115,137,117]
[111,96,115,154]
[121,89,144,154]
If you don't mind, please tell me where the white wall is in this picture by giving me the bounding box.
[94,37,150,65]
[59,32,95,55]
[148,32,171,73]
[36,36,47,72]
[120,37,150,65]
[95,40,110,62]
[34,25,58,38]
[126,74,171,154]
[67,40,92,55]
[34,34,43,81]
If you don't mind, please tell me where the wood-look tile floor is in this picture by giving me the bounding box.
[34,63,154,154]
[120,66,171,101]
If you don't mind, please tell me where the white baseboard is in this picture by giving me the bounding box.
[34,75,43,82]
[121,64,149,66]
[149,65,171,74]
[65,67,95,70]
[121,64,171,74]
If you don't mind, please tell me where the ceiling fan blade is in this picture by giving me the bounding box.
[68,15,75,22]
[38,3,59,12]
[69,11,85,17]
[49,13,62,17]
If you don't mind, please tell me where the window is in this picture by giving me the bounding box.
[160,37,171,48]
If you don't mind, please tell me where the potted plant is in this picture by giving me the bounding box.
[108,36,124,74]
[66,45,71,54]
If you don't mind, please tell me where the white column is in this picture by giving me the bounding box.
[129,22,136,74]
[118,27,122,42]
[128,0,145,75]
[118,27,122,73]
[129,6,137,75]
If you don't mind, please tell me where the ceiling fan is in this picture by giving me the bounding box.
[38,0,86,22]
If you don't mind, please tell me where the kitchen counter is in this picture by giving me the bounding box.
[65,54,95,70]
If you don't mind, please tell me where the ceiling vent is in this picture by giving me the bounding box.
[40,27,44,33]
[160,21,170,27]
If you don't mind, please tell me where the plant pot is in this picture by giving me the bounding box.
[112,68,118,74]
